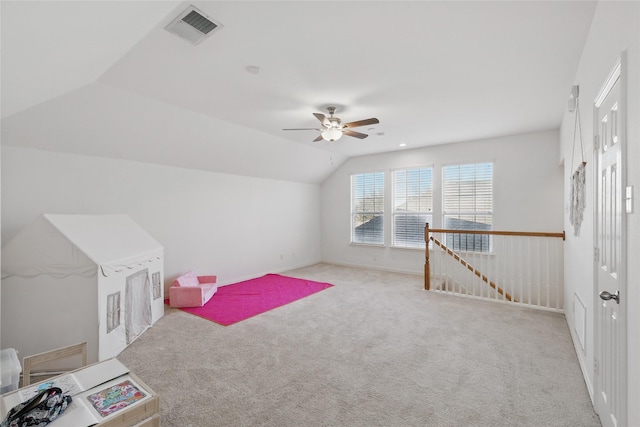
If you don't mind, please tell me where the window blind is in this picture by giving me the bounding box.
[351,172,384,245]
[443,163,493,252]
[392,167,433,248]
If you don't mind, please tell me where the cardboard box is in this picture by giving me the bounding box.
[0,348,21,394]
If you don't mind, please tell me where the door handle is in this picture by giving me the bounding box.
[599,290,620,304]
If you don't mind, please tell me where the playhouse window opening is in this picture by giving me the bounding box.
[152,272,162,300]
[106,291,121,333]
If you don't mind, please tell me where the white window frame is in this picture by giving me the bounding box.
[152,272,162,300]
[106,291,121,334]
[351,171,385,245]
[392,166,433,249]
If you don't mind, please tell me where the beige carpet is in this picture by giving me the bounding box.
[118,263,600,427]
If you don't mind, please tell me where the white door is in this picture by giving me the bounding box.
[594,57,627,427]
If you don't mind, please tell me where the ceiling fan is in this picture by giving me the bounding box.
[283,106,380,142]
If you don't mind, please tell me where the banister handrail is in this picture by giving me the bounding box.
[427,228,565,240]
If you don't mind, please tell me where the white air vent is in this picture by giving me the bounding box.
[165,5,223,45]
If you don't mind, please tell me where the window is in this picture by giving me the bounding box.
[106,291,121,333]
[152,272,162,300]
[392,167,433,248]
[443,162,493,252]
[351,172,384,245]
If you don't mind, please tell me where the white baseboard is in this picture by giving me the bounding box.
[320,259,423,277]
[565,314,595,405]
[215,261,320,287]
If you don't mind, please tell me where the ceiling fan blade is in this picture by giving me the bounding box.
[343,129,369,139]
[282,128,322,131]
[343,118,379,128]
[312,135,324,142]
[313,113,329,126]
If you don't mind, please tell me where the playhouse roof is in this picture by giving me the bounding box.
[1,214,163,279]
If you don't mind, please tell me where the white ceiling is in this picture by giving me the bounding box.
[1,1,597,183]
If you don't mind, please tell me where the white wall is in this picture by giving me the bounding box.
[559,2,640,425]
[321,129,564,275]
[1,146,322,289]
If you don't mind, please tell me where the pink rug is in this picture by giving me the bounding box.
[174,274,333,326]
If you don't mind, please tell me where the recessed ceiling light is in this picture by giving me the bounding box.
[399,143,407,147]
[245,65,261,75]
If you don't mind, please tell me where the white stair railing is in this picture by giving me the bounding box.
[424,224,565,311]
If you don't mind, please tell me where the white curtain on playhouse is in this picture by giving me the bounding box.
[125,269,152,344]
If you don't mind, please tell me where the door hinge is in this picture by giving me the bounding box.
[594,359,599,375]
[594,247,600,262]
[594,135,600,151]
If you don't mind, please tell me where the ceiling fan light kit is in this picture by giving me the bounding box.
[321,128,343,142]
[283,106,379,142]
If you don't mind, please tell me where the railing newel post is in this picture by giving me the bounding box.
[424,222,430,290]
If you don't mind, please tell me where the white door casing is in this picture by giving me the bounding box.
[594,54,627,427]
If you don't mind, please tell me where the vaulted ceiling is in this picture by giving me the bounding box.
[1,1,597,183]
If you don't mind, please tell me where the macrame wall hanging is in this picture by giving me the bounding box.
[569,85,586,237]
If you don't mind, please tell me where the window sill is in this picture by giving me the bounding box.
[349,242,385,248]
[390,245,425,251]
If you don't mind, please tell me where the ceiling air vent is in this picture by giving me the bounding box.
[165,5,223,45]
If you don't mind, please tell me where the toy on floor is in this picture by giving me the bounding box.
[169,271,217,308]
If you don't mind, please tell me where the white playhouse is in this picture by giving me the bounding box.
[1,214,164,364]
